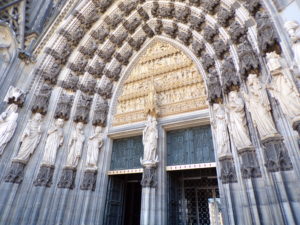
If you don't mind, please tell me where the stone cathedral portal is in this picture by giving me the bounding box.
[1,0,300,225]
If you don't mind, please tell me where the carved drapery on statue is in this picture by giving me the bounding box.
[284,21,300,72]
[244,74,279,140]
[0,104,18,156]
[12,113,43,163]
[226,91,253,151]
[80,126,103,191]
[266,52,300,133]
[212,104,231,159]
[58,122,85,189]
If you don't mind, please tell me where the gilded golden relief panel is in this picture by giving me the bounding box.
[112,41,208,126]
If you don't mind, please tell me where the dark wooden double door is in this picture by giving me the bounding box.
[104,174,142,225]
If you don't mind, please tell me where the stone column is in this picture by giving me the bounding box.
[140,163,157,225]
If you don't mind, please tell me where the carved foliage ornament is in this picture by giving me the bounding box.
[91,26,109,43]
[123,18,141,34]
[54,93,74,120]
[74,93,92,124]
[138,7,149,21]
[92,0,113,13]
[192,41,205,57]
[178,29,193,46]
[201,54,215,72]
[118,1,136,16]
[189,15,205,31]
[32,83,52,115]
[80,171,97,191]
[203,0,220,14]
[255,11,281,55]
[175,7,191,23]
[220,159,237,184]
[34,165,55,187]
[238,40,260,80]
[213,39,229,60]
[5,162,25,184]
[217,7,235,27]
[97,47,115,63]
[62,73,79,91]
[128,36,147,51]
[86,60,106,78]
[207,69,222,104]
[229,21,247,44]
[110,32,128,47]
[93,99,109,126]
[239,151,262,179]
[221,57,240,93]
[98,80,113,99]
[143,24,155,37]
[106,65,122,81]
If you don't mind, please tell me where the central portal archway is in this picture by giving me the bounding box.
[105,40,220,225]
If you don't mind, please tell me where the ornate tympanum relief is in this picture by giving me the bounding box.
[112,41,208,126]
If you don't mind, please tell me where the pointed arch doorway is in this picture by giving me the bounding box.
[104,40,221,225]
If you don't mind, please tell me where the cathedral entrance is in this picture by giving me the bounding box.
[168,168,221,225]
[104,173,142,225]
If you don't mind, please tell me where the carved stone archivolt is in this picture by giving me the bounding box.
[113,41,208,126]
[73,93,92,124]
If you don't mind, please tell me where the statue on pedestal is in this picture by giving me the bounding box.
[0,103,18,155]
[41,118,64,167]
[266,52,300,123]
[244,74,279,140]
[141,77,159,167]
[13,113,43,163]
[284,21,300,70]
[65,122,85,168]
[212,103,231,159]
[86,126,103,171]
[226,91,253,151]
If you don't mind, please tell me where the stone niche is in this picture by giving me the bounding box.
[112,41,208,126]
[0,23,17,77]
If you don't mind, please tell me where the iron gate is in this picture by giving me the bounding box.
[168,169,221,225]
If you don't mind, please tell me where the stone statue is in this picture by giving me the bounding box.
[86,126,103,170]
[266,51,282,72]
[244,74,279,140]
[13,113,43,163]
[0,104,18,155]
[212,104,231,158]
[284,21,300,68]
[226,91,253,150]
[65,122,85,168]
[41,118,64,167]
[267,70,300,122]
[141,115,158,165]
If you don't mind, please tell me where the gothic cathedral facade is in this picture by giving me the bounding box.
[1,0,300,225]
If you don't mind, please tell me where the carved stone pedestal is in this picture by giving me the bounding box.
[262,136,293,172]
[80,170,97,191]
[141,167,157,188]
[219,157,237,184]
[57,168,76,189]
[34,165,55,187]
[238,149,262,179]
[140,165,157,225]
[5,162,26,183]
